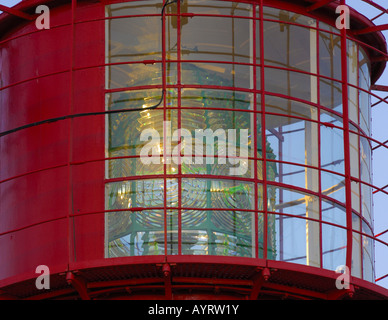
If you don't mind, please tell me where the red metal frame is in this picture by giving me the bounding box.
[1,0,388,299]
[0,4,35,21]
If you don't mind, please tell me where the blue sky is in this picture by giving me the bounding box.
[0,0,387,290]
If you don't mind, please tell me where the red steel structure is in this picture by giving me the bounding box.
[0,0,388,300]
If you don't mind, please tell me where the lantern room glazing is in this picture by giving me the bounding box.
[104,0,375,282]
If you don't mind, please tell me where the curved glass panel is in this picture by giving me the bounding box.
[104,0,375,282]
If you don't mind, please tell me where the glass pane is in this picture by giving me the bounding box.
[322,223,346,271]
[359,47,371,135]
[106,17,163,63]
[320,109,343,128]
[107,62,178,89]
[360,136,372,222]
[351,181,361,213]
[106,89,166,111]
[362,221,374,282]
[273,214,308,265]
[352,213,362,278]
[265,95,318,119]
[272,186,319,218]
[269,161,319,193]
[106,179,178,210]
[266,115,318,167]
[319,31,341,81]
[188,0,252,16]
[322,200,346,270]
[320,78,342,113]
[321,171,346,204]
[320,125,344,174]
[262,6,316,26]
[263,20,314,73]
[319,21,340,34]
[107,0,162,16]
[182,62,252,88]
[106,210,165,257]
[270,186,320,266]
[166,210,179,255]
[176,109,254,177]
[107,157,178,178]
[107,104,177,158]
[361,182,372,224]
[348,40,358,124]
[181,210,255,257]
[360,136,371,183]
[181,178,254,210]
[265,68,315,103]
[181,89,254,110]
[181,16,252,63]
[322,199,346,227]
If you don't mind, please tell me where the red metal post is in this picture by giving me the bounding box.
[339,0,353,274]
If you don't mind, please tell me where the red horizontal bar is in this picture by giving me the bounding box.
[0,4,35,21]
[305,0,335,12]
[372,85,388,92]
[353,24,388,35]
[371,56,388,63]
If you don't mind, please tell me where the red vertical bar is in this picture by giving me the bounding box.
[340,0,353,275]
[259,0,268,261]
[357,42,364,279]
[316,19,323,269]
[68,0,77,266]
[278,128,283,261]
[177,0,182,256]
[252,3,259,259]
[162,0,168,257]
